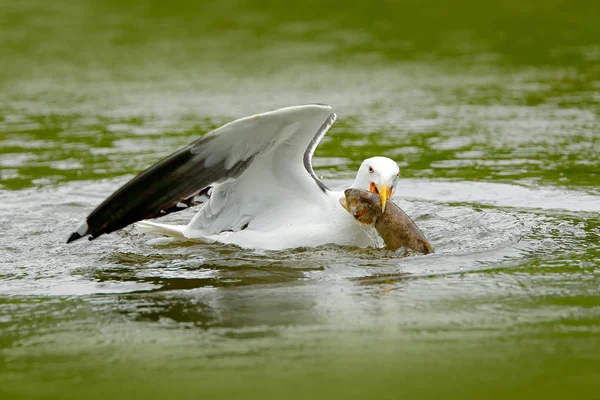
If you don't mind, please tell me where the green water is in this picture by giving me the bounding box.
[1,0,599,399]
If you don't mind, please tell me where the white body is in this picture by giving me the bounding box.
[129,105,398,250]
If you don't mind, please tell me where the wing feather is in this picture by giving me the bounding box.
[68,104,335,243]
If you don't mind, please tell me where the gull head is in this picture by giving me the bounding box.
[350,156,400,212]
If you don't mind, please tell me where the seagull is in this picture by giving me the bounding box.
[67,104,401,250]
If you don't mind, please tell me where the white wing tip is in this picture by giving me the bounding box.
[67,221,89,243]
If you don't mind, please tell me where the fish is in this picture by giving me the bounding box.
[340,188,433,254]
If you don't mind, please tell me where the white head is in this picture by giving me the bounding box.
[350,156,400,212]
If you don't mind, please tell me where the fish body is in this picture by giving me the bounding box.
[341,189,433,254]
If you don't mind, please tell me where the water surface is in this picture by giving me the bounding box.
[1,1,599,399]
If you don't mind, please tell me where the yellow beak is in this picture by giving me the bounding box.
[378,184,392,213]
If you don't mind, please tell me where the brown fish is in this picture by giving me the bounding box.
[340,188,433,254]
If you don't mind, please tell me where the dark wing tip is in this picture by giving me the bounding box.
[66,221,89,244]
[66,232,82,243]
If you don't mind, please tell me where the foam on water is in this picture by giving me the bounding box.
[0,177,597,297]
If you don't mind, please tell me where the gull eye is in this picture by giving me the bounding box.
[368,166,374,174]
